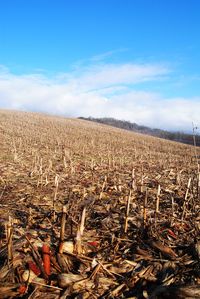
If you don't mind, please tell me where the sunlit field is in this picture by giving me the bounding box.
[0,110,200,298]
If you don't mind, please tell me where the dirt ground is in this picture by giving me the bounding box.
[0,110,200,298]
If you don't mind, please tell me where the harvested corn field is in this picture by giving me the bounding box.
[0,109,200,298]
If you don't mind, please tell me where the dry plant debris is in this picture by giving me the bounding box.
[0,109,200,298]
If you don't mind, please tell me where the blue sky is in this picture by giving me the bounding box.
[0,0,200,131]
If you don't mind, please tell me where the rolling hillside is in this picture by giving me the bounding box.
[0,110,200,298]
[79,116,200,146]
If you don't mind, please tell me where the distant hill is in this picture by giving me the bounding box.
[79,117,200,146]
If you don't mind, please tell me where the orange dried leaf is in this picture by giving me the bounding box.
[42,244,51,276]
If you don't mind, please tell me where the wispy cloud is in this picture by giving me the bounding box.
[73,63,169,90]
[0,60,199,132]
[90,48,129,62]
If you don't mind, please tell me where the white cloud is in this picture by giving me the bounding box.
[0,61,199,132]
[66,63,169,91]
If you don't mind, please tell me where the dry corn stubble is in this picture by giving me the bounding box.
[0,109,200,298]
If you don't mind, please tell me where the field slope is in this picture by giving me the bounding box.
[0,110,200,298]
